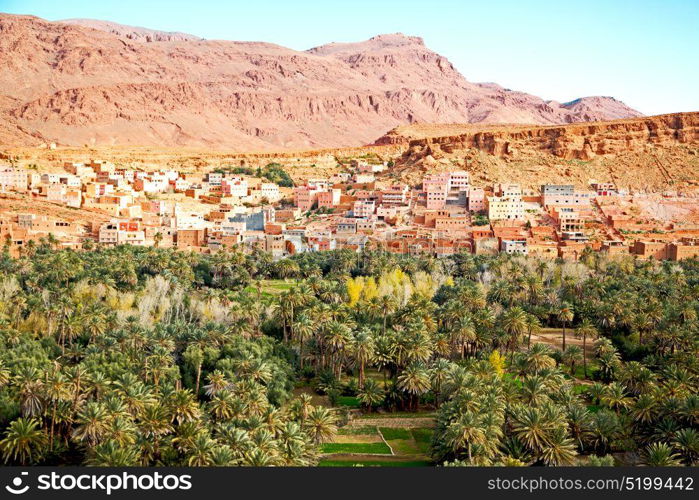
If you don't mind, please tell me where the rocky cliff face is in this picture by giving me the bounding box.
[381,113,699,192]
[0,14,642,150]
[380,113,699,159]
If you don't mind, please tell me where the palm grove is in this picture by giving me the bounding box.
[0,240,696,466]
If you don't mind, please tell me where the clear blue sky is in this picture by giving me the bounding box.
[2,0,698,115]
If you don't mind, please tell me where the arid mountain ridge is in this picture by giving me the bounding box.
[0,14,642,150]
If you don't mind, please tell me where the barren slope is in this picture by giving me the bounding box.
[380,112,699,192]
[0,14,641,150]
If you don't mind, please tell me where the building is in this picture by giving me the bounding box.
[353,200,375,218]
[632,240,669,260]
[98,220,146,246]
[550,206,584,232]
[501,239,528,255]
[259,183,281,202]
[0,167,28,192]
[486,184,524,221]
[467,187,486,212]
[294,185,326,211]
[542,184,592,207]
[177,228,207,249]
[379,184,409,205]
[668,239,699,260]
[317,189,341,209]
[422,172,471,209]
[337,219,357,234]
[226,210,267,231]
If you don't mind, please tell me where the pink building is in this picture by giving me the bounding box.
[353,200,376,218]
[423,172,471,209]
[422,173,450,192]
[379,184,409,205]
[468,187,486,212]
[448,171,470,192]
[294,185,325,211]
[317,189,341,209]
[0,168,28,192]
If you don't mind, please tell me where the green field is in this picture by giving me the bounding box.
[243,279,295,296]
[380,427,434,456]
[321,442,392,454]
[378,427,411,440]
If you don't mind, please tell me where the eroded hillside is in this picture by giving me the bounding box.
[378,112,699,192]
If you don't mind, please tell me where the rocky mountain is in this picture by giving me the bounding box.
[0,14,642,150]
[60,18,202,42]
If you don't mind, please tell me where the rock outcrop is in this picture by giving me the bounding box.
[380,113,699,192]
[379,112,699,160]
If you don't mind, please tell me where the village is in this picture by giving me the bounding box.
[0,158,698,261]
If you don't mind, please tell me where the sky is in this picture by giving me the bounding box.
[2,0,698,116]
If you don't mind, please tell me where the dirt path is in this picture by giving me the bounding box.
[530,328,595,357]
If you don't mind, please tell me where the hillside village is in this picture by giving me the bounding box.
[0,158,698,261]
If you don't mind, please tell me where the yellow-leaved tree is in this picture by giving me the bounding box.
[362,276,379,302]
[489,350,505,377]
[346,276,364,306]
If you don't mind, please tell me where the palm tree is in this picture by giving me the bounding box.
[574,320,598,378]
[511,405,555,456]
[168,390,202,424]
[138,404,173,459]
[525,343,556,375]
[557,302,574,352]
[430,358,451,407]
[673,428,699,465]
[72,402,110,446]
[453,315,476,359]
[397,364,430,410]
[525,313,541,348]
[87,440,140,466]
[292,313,315,370]
[643,443,682,466]
[350,329,375,388]
[305,407,337,444]
[500,307,528,359]
[0,360,9,387]
[447,412,487,463]
[183,345,205,395]
[324,321,352,379]
[357,379,384,412]
[521,374,553,405]
[379,295,397,336]
[561,345,583,376]
[276,259,300,280]
[16,367,44,417]
[538,428,578,466]
[601,383,632,413]
[588,410,620,455]
[566,405,592,451]
[0,417,47,465]
[45,368,70,449]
